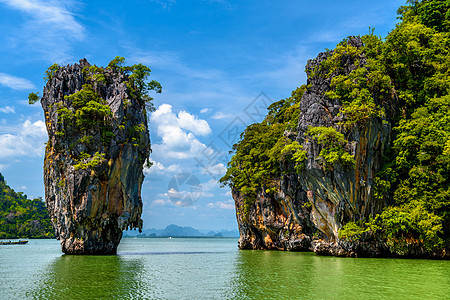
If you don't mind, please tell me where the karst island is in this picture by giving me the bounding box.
[29,57,161,254]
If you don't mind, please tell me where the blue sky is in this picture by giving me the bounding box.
[0,0,403,231]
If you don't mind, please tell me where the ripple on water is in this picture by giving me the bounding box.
[1,238,448,300]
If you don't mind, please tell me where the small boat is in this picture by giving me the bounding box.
[0,240,28,245]
[12,240,28,245]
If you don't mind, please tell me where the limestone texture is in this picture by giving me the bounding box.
[41,59,150,254]
[233,38,397,257]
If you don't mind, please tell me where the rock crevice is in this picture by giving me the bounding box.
[233,38,396,257]
[42,59,150,254]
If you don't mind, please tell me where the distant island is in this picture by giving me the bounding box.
[0,171,238,240]
[124,224,239,238]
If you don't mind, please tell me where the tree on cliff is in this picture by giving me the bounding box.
[27,57,161,254]
[222,0,449,256]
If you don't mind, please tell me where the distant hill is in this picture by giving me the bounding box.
[124,224,239,237]
[0,173,54,239]
[215,229,239,237]
[162,224,204,237]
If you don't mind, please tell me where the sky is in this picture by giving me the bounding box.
[0,0,404,231]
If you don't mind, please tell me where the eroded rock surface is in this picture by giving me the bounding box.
[42,59,150,254]
[234,38,396,257]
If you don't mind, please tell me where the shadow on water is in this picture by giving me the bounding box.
[29,254,145,299]
[229,250,450,300]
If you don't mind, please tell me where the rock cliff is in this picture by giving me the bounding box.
[233,37,397,256]
[41,59,150,254]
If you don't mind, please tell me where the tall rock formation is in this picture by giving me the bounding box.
[41,59,151,254]
[233,38,396,256]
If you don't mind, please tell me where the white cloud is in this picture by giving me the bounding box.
[202,163,227,177]
[0,0,85,62]
[0,119,47,158]
[196,178,229,198]
[177,111,211,136]
[151,104,211,136]
[202,179,218,190]
[152,199,168,206]
[0,106,15,113]
[143,159,180,176]
[211,112,232,120]
[223,190,232,196]
[0,0,84,39]
[207,199,235,210]
[0,74,35,90]
[161,188,199,207]
[200,108,210,114]
[150,104,210,159]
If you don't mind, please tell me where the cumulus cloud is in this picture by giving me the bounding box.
[200,108,211,114]
[143,159,180,176]
[0,106,15,113]
[0,119,47,158]
[201,163,227,178]
[0,74,35,90]
[150,104,211,159]
[152,104,211,136]
[157,188,199,207]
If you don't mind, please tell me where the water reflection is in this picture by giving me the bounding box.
[229,250,450,299]
[229,250,316,299]
[30,254,144,299]
[19,239,450,299]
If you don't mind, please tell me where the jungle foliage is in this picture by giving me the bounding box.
[30,57,161,172]
[222,0,449,254]
[219,86,306,218]
[0,173,54,239]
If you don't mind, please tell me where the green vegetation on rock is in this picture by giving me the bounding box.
[220,86,306,219]
[306,126,355,169]
[33,57,161,174]
[73,152,106,171]
[44,63,60,82]
[0,173,53,239]
[319,33,392,128]
[224,0,449,255]
[338,0,450,254]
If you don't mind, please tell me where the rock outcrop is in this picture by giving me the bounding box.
[41,59,150,254]
[234,37,397,257]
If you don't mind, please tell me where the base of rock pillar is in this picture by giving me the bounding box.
[60,236,122,255]
[59,225,124,255]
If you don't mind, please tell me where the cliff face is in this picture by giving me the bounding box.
[42,59,150,254]
[234,38,395,256]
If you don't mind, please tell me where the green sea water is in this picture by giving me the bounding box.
[0,238,448,299]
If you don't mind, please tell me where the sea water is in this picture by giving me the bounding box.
[0,238,448,299]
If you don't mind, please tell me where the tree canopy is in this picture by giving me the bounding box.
[0,173,54,239]
[222,0,449,254]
